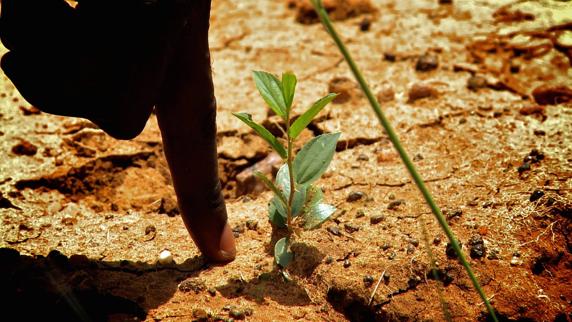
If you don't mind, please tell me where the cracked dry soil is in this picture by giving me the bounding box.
[1,0,571,321]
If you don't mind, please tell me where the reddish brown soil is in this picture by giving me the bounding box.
[1,1,571,321]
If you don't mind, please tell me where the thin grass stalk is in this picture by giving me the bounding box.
[310,1,498,321]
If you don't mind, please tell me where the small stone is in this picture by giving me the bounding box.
[192,308,208,320]
[208,287,217,296]
[467,76,487,91]
[529,189,544,202]
[510,256,523,266]
[406,244,415,254]
[144,225,156,235]
[232,224,245,238]
[12,140,38,156]
[370,214,385,225]
[383,52,396,62]
[439,0,453,4]
[229,309,246,320]
[468,235,486,259]
[355,209,366,218]
[415,54,439,72]
[347,191,365,202]
[179,278,206,293]
[246,220,258,231]
[244,308,254,317]
[363,275,374,287]
[413,153,424,161]
[376,84,395,103]
[383,273,391,283]
[409,238,419,247]
[388,252,397,260]
[533,129,546,136]
[328,77,357,104]
[325,256,334,264]
[487,248,500,260]
[444,209,463,220]
[518,162,531,173]
[327,226,341,236]
[344,223,360,233]
[343,259,351,268]
[408,83,438,102]
[387,200,405,210]
[381,242,391,251]
[433,236,442,245]
[359,17,371,31]
[446,241,462,259]
[357,154,369,161]
[158,250,174,265]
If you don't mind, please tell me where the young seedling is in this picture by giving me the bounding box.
[233,71,339,267]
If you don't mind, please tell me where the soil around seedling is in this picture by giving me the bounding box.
[1,1,571,321]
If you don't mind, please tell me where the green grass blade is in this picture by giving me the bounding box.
[310,3,498,321]
[253,71,287,118]
[289,93,338,139]
[282,72,297,111]
[232,112,287,159]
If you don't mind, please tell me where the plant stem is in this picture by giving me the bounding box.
[310,1,498,321]
[285,116,295,231]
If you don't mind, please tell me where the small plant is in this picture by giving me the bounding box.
[233,71,339,267]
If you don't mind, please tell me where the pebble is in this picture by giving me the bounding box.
[433,236,442,245]
[383,52,396,62]
[446,241,462,259]
[229,308,246,320]
[387,200,405,210]
[517,163,531,173]
[444,209,463,220]
[376,84,395,102]
[355,209,366,218]
[381,242,391,251]
[467,75,487,91]
[158,250,174,265]
[327,226,341,236]
[343,259,351,268]
[409,238,419,247]
[207,287,217,296]
[245,220,258,231]
[328,77,357,103]
[510,256,523,266]
[388,252,397,260]
[415,54,439,72]
[487,248,500,260]
[178,278,206,293]
[325,256,334,264]
[529,189,544,202]
[363,275,374,287]
[357,154,369,161]
[359,17,371,31]
[370,214,385,225]
[11,140,38,156]
[408,83,438,102]
[347,191,365,202]
[144,225,156,235]
[344,223,360,233]
[468,235,486,259]
[406,244,415,254]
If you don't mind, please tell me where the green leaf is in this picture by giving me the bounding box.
[293,132,341,185]
[232,112,287,159]
[302,185,336,229]
[281,72,297,111]
[255,172,287,208]
[274,237,293,267]
[274,164,307,217]
[289,93,337,139]
[253,71,287,118]
[269,201,287,228]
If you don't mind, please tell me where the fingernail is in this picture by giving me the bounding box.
[217,223,236,261]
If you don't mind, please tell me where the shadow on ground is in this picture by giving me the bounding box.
[0,247,206,321]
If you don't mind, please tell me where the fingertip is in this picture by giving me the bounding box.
[211,223,236,262]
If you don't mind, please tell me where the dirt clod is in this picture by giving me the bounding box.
[467,75,488,91]
[468,235,486,259]
[192,308,208,320]
[235,153,281,196]
[288,0,376,25]
[387,199,405,210]
[346,191,365,202]
[344,223,359,233]
[446,241,462,259]
[229,308,246,320]
[246,220,258,231]
[383,52,396,62]
[369,214,385,225]
[327,226,341,236]
[328,77,358,104]
[532,84,572,105]
[376,84,395,102]
[343,259,351,268]
[529,189,545,202]
[12,140,38,156]
[408,83,438,102]
[179,278,206,294]
[359,17,371,31]
[415,54,439,72]
[363,275,374,287]
[19,106,41,115]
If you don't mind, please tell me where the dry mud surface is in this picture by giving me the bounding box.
[1,0,572,321]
